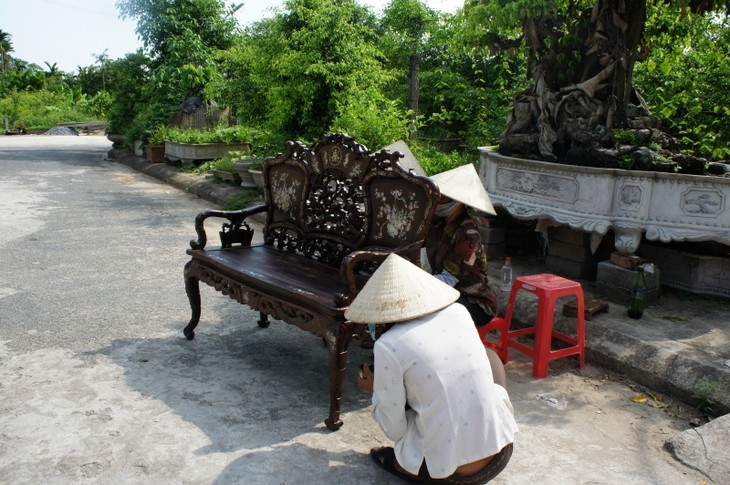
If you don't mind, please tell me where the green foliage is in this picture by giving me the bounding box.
[104,51,153,139]
[613,129,639,145]
[116,0,236,65]
[330,87,412,150]
[75,91,112,120]
[210,153,237,173]
[618,154,635,170]
[162,125,254,144]
[634,3,730,160]
[1,65,47,93]
[0,89,99,130]
[223,0,388,141]
[692,378,718,415]
[222,189,263,210]
[113,0,238,149]
[378,4,526,150]
[381,0,436,42]
[417,44,525,148]
[409,142,476,176]
[146,124,172,145]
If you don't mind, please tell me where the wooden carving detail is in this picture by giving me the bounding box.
[191,263,328,332]
[307,169,367,242]
[266,226,304,254]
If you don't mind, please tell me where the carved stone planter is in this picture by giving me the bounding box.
[249,169,265,190]
[478,148,730,256]
[165,142,251,167]
[210,169,241,183]
[107,133,124,148]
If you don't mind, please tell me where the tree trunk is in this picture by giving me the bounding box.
[408,53,420,138]
[500,0,649,164]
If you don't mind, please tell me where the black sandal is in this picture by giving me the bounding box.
[370,447,421,483]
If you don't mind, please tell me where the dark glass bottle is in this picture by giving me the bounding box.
[627,264,646,319]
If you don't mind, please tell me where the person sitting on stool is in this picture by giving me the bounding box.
[426,164,499,328]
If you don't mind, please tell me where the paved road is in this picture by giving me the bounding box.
[0,136,714,483]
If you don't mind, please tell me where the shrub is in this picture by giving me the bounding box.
[0,89,99,130]
[210,154,237,173]
[409,142,477,176]
[222,189,263,210]
[146,124,172,145]
[330,89,412,150]
[163,125,254,144]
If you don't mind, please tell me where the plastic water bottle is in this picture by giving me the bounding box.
[500,257,513,292]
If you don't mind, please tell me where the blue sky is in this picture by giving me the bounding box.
[2,0,463,73]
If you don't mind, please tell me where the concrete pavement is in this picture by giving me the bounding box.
[0,135,726,484]
[110,145,730,484]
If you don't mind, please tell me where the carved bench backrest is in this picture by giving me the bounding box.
[363,150,438,251]
[263,134,438,267]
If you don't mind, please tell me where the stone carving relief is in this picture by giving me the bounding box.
[681,188,723,216]
[480,148,730,254]
[618,184,643,209]
[497,167,578,203]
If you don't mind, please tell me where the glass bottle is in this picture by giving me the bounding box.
[500,256,513,292]
[627,264,646,319]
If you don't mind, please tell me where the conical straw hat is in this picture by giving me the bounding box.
[345,253,460,324]
[430,164,496,215]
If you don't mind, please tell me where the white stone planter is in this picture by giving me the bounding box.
[479,148,730,255]
[249,169,265,190]
[165,141,251,167]
[210,169,241,183]
[232,160,257,189]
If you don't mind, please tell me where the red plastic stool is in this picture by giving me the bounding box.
[477,316,508,363]
[504,273,585,378]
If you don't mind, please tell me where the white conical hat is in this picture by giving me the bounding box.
[344,253,460,324]
[430,164,496,215]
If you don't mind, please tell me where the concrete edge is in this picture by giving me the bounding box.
[109,148,263,217]
[510,300,730,415]
[584,323,730,414]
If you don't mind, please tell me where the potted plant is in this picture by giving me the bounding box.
[164,126,253,167]
[209,154,242,183]
[231,151,258,189]
[144,125,168,163]
[247,158,265,190]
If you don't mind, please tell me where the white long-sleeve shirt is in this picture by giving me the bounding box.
[372,303,518,478]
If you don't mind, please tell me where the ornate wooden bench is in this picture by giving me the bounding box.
[183,134,440,430]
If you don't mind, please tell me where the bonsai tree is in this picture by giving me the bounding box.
[463,0,730,171]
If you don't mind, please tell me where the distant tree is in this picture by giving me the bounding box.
[375,2,526,149]
[379,0,437,128]
[634,6,730,160]
[116,0,236,67]
[222,0,404,147]
[43,62,59,76]
[114,0,238,140]
[104,51,150,135]
[0,30,13,72]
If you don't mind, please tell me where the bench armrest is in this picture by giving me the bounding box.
[189,204,268,250]
[336,240,423,307]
